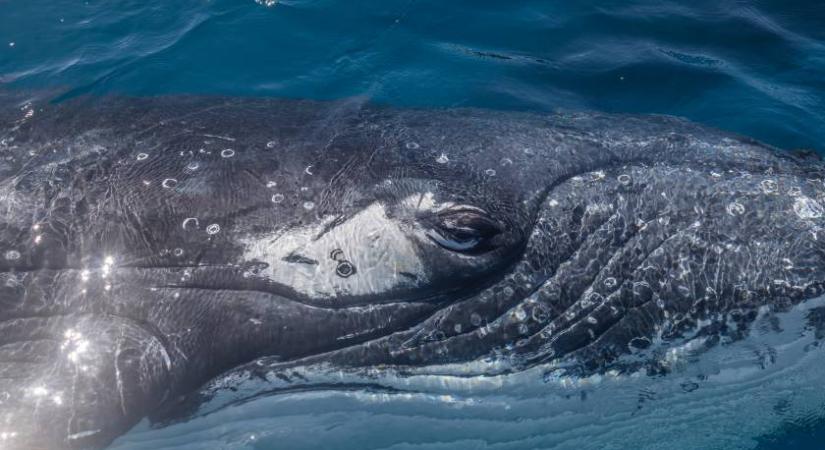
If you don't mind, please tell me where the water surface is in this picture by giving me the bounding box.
[1,0,824,151]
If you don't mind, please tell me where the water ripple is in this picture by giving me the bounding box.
[1,1,822,150]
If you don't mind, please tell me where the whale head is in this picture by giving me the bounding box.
[1,97,824,449]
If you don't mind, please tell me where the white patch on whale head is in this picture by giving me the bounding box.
[240,199,428,301]
[402,191,437,211]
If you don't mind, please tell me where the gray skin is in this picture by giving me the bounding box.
[0,94,824,449]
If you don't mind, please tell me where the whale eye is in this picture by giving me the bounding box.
[426,206,503,253]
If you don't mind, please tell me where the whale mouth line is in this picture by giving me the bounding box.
[105,263,473,310]
[0,262,497,312]
[152,283,447,311]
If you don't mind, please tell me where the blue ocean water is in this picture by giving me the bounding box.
[2,0,824,152]
[2,1,825,449]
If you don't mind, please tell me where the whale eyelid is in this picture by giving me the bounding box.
[426,207,503,254]
[436,207,501,232]
[435,203,489,215]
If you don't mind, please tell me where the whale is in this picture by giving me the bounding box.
[0,94,823,449]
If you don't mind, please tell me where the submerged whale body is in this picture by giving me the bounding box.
[0,95,823,449]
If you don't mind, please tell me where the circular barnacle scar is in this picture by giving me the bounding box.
[405,142,420,150]
[182,217,199,230]
[335,260,356,278]
[304,165,314,175]
[581,291,603,308]
[761,179,778,194]
[303,201,315,211]
[726,202,746,216]
[532,305,550,323]
[4,250,20,261]
[136,153,149,161]
[271,193,285,204]
[329,249,357,278]
[485,169,497,177]
[220,149,235,158]
[617,174,632,185]
[206,224,221,235]
[186,162,200,171]
[161,178,178,189]
[329,248,345,261]
[266,141,277,149]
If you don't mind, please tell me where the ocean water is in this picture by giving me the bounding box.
[2,0,824,152]
[2,1,825,449]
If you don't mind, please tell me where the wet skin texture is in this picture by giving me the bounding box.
[0,95,824,449]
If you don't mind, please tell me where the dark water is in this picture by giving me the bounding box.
[2,1,825,449]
